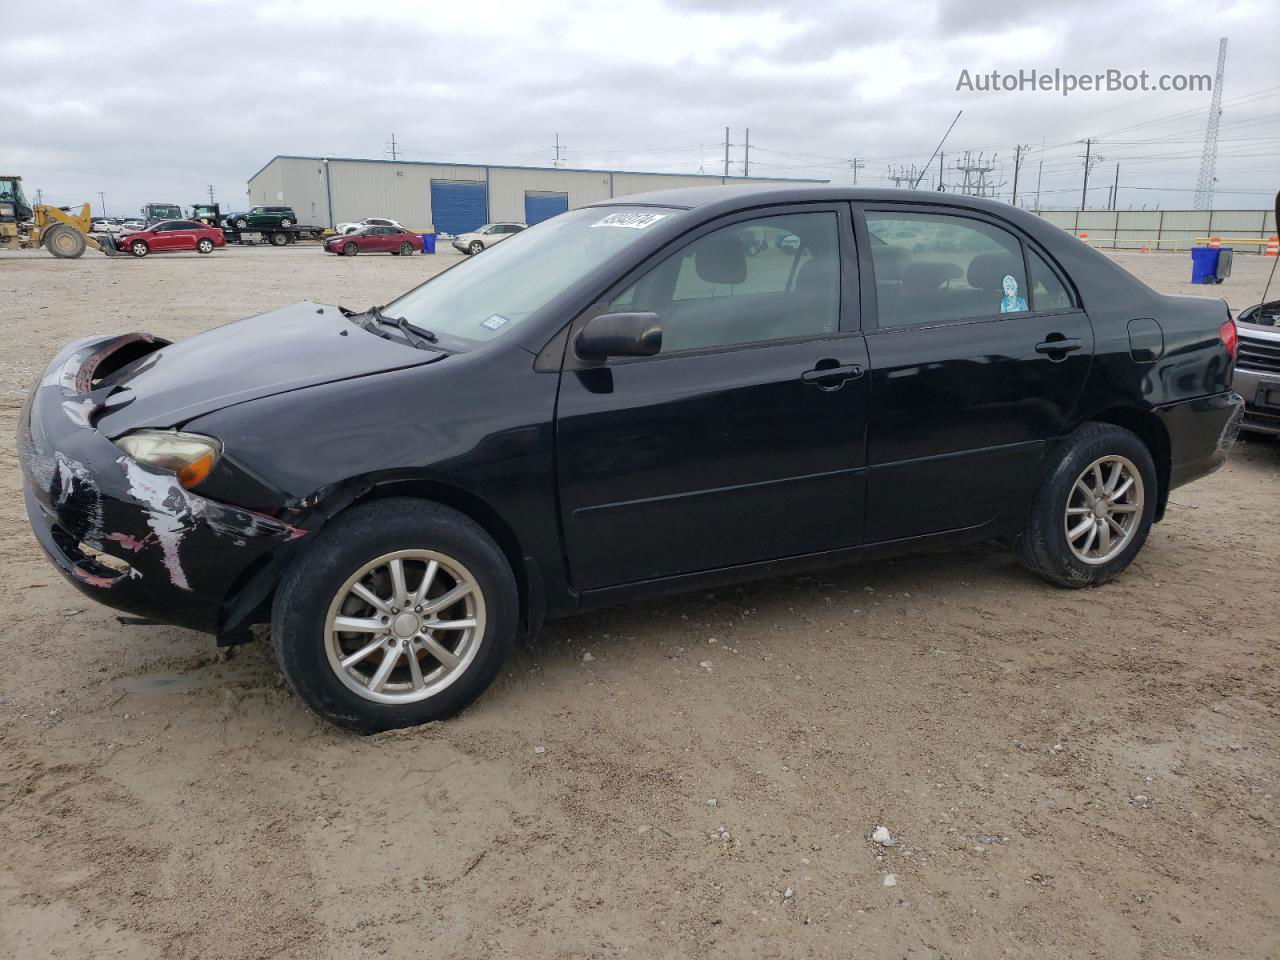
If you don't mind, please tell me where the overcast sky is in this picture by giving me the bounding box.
[4,0,1277,217]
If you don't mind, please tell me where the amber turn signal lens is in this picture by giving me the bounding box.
[177,452,216,489]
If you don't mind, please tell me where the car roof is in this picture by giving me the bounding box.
[588,184,1026,218]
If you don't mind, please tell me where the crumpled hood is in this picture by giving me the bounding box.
[94,301,443,436]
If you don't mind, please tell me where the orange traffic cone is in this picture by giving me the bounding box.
[1208,236,1222,248]
[1140,245,1149,254]
[1078,232,1089,243]
[1266,235,1279,257]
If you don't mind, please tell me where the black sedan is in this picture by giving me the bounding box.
[19,186,1243,732]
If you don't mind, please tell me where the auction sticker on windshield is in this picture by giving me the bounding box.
[592,211,668,229]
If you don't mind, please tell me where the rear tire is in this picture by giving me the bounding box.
[271,499,517,733]
[1018,422,1157,588]
[44,224,87,259]
[398,242,413,256]
[270,231,288,247]
[196,237,214,254]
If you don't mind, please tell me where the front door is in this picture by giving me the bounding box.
[857,205,1093,542]
[556,205,869,590]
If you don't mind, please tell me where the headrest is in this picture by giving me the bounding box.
[695,232,747,285]
[902,261,962,291]
[967,252,1021,291]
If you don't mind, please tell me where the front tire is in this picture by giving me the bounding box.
[130,240,149,258]
[343,241,358,256]
[468,240,484,255]
[1018,423,1157,588]
[44,224,87,259]
[271,499,517,733]
[270,231,288,247]
[234,217,248,229]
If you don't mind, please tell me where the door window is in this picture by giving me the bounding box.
[1028,249,1074,310]
[865,211,1029,328]
[610,212,841,354]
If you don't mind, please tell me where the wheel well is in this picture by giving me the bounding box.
[1085,407,1172,521]
[343,480,533,632]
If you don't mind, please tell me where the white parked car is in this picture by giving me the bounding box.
[91,219,128,236]
[451,222,527,255]
[335,217,405,236]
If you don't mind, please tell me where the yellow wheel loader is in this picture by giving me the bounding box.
[0,175,121,258]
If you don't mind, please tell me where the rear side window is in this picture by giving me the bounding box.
[1029,249,1074,310]
[865,211,1029,329]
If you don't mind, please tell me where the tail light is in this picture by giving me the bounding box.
[1219,318,1238,362]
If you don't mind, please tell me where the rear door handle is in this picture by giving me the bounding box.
[1035,336,1084,356]
[801,362,863,390]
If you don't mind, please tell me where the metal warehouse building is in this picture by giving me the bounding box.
[247,155,825,235]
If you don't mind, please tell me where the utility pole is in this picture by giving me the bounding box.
[386,133,399,161]
[723,126,730,177]
[552,133,567,167]
[1194,37,1228,209]
[35,188,43,206]
[98,192,107,218]
[849,158,865,184]
[937,152,944,191]
[1011,144,1027,207]
[1079,138,1103,209]
[743,128,750,177]
[1034,138,1045,213]
[207,184,216,204]
[1111,164,1120,210]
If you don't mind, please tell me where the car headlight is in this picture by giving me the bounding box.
[115,430,222,489]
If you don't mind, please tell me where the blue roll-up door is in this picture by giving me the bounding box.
[430,180,488,236]
[524,191,569,226]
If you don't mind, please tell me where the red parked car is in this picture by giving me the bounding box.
[118,220,225,258]
[324,225,420,256]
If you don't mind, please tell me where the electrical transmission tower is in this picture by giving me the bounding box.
[885,164,920,189]
[552,133,567,168]
[1193,37,1228,210]
[952,152,1004,198]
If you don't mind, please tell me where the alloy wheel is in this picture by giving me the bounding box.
[1064,455,1144,565]
[323,549,486,704]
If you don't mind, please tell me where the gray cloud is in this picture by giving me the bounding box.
[4,0,1276,216]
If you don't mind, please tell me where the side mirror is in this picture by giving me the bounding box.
[576,312,662,359]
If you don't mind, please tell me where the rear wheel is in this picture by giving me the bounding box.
[398,242,413,256]
[271,499,517,732]
[1018,423,1157,588]
[343,241,358,256]
[270,231,288,247]
[196,237,214,254]
[44,224,87,259]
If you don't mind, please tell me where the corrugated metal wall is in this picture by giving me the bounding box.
[1035,208,1278,252]
[248,156,822,232]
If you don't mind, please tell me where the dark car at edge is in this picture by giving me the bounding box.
[18,186,1243,732]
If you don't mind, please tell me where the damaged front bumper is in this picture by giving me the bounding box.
[19,335,309,635]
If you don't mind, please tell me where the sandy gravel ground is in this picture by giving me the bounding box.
[1,244,1277,959]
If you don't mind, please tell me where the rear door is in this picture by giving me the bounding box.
[856,204,1093,541]
[555,204,870,590]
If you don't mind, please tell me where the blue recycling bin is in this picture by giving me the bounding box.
[1190,246,1220,284]
[421,233,436,255]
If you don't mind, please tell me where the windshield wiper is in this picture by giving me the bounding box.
[374,306,439,344]
[343,304,441,350]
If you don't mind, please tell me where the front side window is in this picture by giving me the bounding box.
[609,212,841,354]
[386,205,681,345]
[865,211,1029,329]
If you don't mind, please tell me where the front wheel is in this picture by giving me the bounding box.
[343,241,358,256]
[280,218,294,227]
[234,218,248,229]
[130,240,149,258]
[468,240,484,255]
[269,231,288,247]
[196,237,214,254]
[271,499,518,733]
[1018,423,1157,588]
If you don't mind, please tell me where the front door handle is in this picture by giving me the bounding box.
[801,361,863,390]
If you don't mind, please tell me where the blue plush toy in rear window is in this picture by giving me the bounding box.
[1000,274,1028,313]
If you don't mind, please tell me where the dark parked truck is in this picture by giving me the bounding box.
[141,203,183,225]
[221,205,324,245]
[19,186,1243,733]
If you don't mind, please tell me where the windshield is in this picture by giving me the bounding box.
[386,206,679,344]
